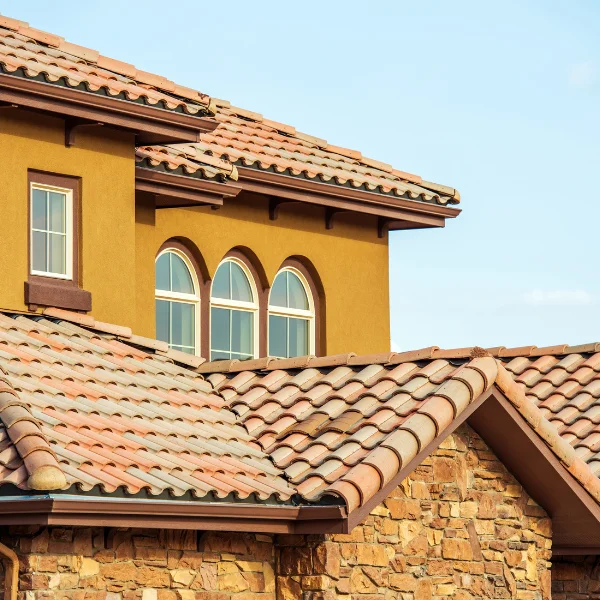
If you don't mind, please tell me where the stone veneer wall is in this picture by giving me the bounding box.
[551,556,600,599]
[0,425,552,600]
[278,424,552,600]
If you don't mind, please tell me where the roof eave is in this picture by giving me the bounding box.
[236,166,461,230]
[135,166,242,209]
[0,72,218,145]
[0,496,348,534]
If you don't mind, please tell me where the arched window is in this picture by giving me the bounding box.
[155,249,200,355]
[210,259,258,361]
[268,268,315,358]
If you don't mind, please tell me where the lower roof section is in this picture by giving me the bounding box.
[1,307,600,546]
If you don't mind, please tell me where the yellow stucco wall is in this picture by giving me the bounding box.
[1,108,390,356]
[0,109,137,327]
[135,193,391,355]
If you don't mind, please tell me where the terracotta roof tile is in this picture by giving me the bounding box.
[0,20,213,116]
[1,15,461,203]
[0,312,294,502]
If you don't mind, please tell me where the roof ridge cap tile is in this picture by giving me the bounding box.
[494,362,600,504]
[0,380,66,491]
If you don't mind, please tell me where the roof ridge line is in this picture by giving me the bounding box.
[0,376,66,490]
[493,361,600,504]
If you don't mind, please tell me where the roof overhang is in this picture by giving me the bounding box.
[343,386,600,552]
[0,495,347,534]
[469,388,600,554]
[135,166,242,209]
[0,72,218,145]
[237,166,461,231]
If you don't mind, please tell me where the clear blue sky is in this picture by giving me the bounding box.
[4,0,598,351]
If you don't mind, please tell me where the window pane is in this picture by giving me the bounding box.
[211,307,230,352]
[270,272,287,307]
[32,188,47,230]
[156,299,170,343]
[269,315,287,358]
[289,318,309,357]
[49,233,66,274]
[212,262,231,299]
[211,350,231,361]
[288,272,309,310]
[231,310,253,355]
[155,253,170,291]
[32,231,47,272]
[49,192,66,233]
[170,253,194,294]
[230,262,253,302]
[171,302,195,349]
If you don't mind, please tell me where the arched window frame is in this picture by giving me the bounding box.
[268,267,316,358]
[210,256,260,361]
[155,247,201,355]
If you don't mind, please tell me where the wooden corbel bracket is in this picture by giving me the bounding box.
[65,118,104,147]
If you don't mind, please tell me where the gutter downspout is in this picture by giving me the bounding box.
[0,541,18,600]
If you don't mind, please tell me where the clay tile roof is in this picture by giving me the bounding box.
[0,310,294,502]
[205,342,600,512]
[0,15,458,203]
[0,15,214,117]
[1,306,600,515]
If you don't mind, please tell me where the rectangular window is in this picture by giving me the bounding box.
[25,172,91,313]
[30,182,73,280]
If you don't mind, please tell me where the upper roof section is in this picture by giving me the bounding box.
[0,13,461,220]
[138,99,460,206]
[0,15,214,117]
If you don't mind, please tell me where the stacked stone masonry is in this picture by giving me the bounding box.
[0,425,554,599]
[552,556,600,599]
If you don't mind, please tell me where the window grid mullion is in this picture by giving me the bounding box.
[229,308,233,360]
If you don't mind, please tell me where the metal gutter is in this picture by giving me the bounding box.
[0,72,218,145]
[0,495,348,534]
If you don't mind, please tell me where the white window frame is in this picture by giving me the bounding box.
[30,182,73,280]
[268,267,315,358]
[210,257,259,360]
[155,248,201,355]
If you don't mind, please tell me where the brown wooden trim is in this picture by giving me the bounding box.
[0,497,346,534]
[553,547,600,556]
[0,73,217,145]
[26,171,92,312]
[237,166,460,230]
[346,387,495,530]
[469,389,600,550]
[135,167,242,209]
[278,258,324,357]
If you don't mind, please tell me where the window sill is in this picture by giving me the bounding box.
[25,278,92,312]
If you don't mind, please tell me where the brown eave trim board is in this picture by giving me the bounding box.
[237,166,461,230]
[0,73,218,145]
[468,388,600,551]
[0,497,347,534]
[346,387,496,530]
[135,167,242,208]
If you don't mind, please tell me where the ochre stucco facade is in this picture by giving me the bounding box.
[0,425,553,600]
[1,109,390,356]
